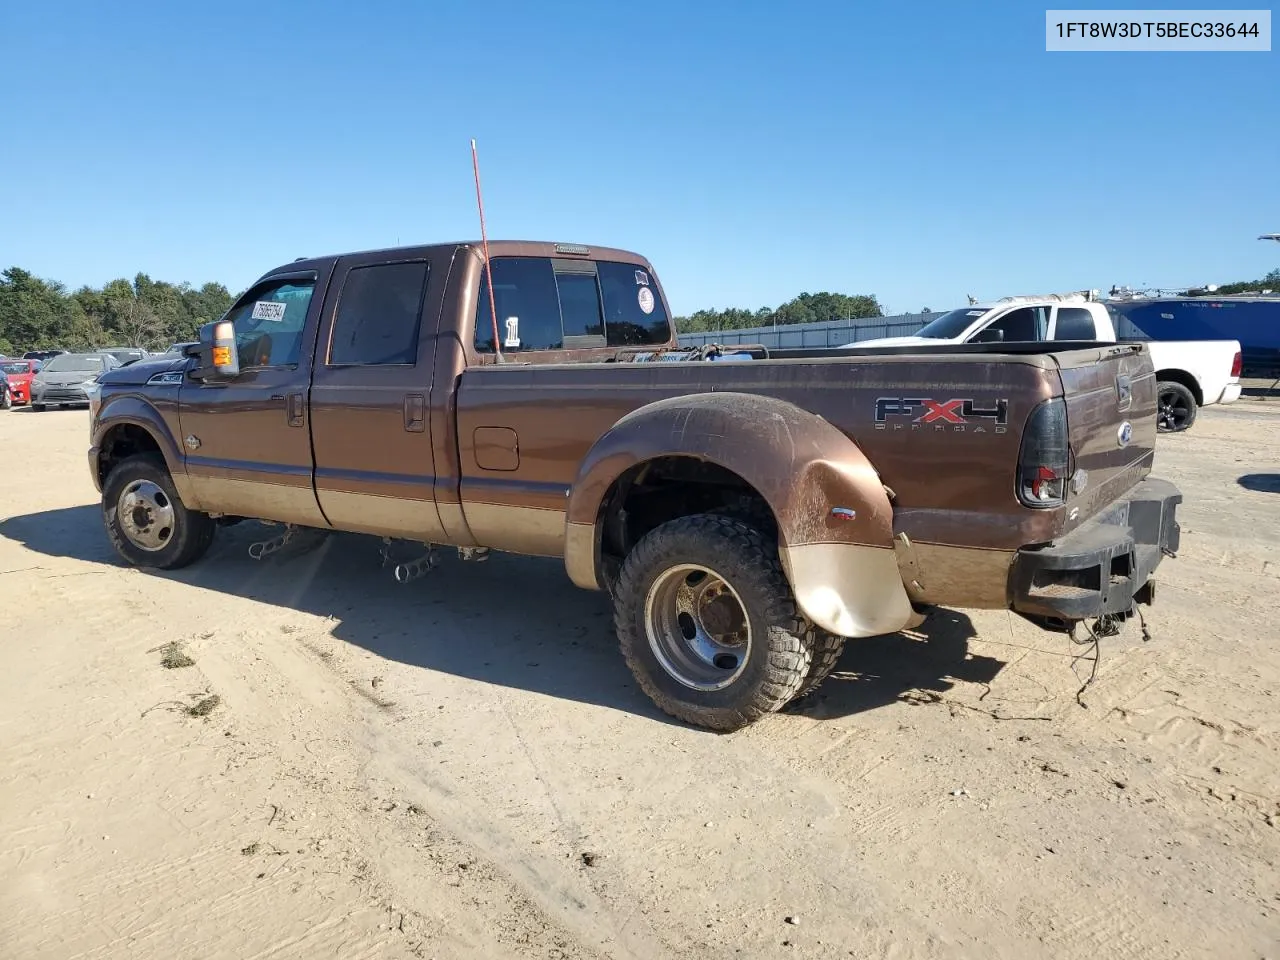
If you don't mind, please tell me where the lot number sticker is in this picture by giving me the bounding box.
[637,287,655,315]
[251,301,288,322]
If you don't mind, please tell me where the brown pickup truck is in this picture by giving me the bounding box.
[88,240,1181,730]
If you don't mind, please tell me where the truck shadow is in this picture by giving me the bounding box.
[786,608,1003,720]
[0,506,1003,728]
[1237,473,1280,493]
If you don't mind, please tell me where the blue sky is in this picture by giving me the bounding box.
[2,0,1276,315]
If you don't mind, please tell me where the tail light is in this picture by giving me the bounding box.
[1018,397,1069,508]
[1231,350,1242,378]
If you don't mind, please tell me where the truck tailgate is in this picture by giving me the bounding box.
[1055,343,1157,531]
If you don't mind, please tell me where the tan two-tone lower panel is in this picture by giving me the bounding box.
[186,475,328,528]
[780,542,914,638]
[463,502,567,558]
[901,542,1016,609]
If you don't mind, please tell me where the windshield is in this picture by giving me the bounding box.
[42,355,104,373]
[914,307,990,339]
[2,361,30,375]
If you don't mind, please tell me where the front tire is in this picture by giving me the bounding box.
[613,514,812,731]
[0,389,11,410]
[31,403,46,412]
[102,455,216,569]
[1156,381,1197,433]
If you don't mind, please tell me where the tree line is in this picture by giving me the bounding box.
[0,267,235,356]
[18,261,1270,353]
[674,291,883,333]
[1179,267,1280,297]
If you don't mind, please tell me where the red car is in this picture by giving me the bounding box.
[2,358,41,405]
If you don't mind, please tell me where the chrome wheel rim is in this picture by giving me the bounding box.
[117,480,176,552]
[644,563,752,691]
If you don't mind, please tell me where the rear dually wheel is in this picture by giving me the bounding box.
[613,514,812,731]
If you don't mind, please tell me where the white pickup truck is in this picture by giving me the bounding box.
[845,293,1242,432]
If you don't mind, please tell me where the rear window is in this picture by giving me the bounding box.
[597,261,670,346]
[1053,307,1097,340]
[476,257,670,352]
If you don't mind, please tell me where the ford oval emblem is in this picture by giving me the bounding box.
[1117,421,1133,447]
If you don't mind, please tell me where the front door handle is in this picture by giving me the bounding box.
[287,392,305,427]
[404,394,425,433]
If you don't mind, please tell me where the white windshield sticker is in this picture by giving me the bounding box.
[251,301,287,321]
[637,287,655,315]
[504,317,521,348]
[635,269,650,286]
[967,310,985,317]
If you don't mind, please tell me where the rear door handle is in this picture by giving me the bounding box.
[404,394,425,433]
[287,392,305,427]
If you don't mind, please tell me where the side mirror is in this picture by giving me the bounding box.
[972,328,1005,343]
[190,320,240,381]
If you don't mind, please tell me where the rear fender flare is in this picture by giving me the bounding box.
[564,392,912,638]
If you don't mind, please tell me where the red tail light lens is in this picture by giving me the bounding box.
[1018,398,1069,508]
[1231,350,1242,378]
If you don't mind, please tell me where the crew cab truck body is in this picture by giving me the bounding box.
[88,242,1181,730]
[845,293,1243,433]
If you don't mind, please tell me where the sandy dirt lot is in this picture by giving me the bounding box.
[1,402,1277,960]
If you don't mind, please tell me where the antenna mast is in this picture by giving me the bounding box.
[471,139,504,363]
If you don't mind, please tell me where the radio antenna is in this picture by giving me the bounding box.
[471,138,504,363]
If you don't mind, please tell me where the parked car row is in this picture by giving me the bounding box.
[1,351,126,410]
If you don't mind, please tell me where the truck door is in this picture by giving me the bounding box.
[307,252,446,541]
[178,269,329,527]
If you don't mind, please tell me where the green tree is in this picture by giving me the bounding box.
[0,268,82,349]
[1,266,237,354]
[674,290,882,334]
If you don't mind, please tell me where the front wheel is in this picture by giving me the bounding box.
[1156,381,1197,433]
[102,455,216,569]
[31,403,45,412]
[0,389,11,410]
[613,514,813,731]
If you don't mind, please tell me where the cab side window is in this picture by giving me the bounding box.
[986,306,1048,342]
[328,261,429,365]
[475,258,564,352]
[223,278,317,368]
[1053,307,1097,340]
[598,261,670,345]
[475,257,670,352]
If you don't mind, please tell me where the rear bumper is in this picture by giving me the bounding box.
[1009,477,1182,622]
[1214,381,1242,405]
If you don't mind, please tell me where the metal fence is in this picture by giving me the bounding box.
[676,311,943,349]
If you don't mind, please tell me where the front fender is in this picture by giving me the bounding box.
[564,392,912,638]
[90,394,196,506]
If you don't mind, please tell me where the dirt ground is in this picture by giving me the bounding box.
[1,401,1277,960]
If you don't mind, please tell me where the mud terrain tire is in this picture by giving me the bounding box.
[613,514,812,731]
